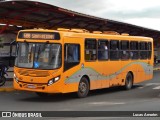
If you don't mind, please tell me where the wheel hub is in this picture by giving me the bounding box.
[79,82,87,93]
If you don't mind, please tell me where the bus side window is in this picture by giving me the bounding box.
[120,41,129,60]
[85,39,97,61]
[130,41,139,60]
[110,40,119,60]
[98,40,109,60]
[147,42,152,59]
[140,42,147,59]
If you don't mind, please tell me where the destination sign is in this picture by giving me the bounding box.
[18,32,60,40]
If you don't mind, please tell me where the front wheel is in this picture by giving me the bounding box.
[77,77,89,98]
[0,76,6,86]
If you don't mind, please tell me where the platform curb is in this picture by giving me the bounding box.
[0,87,15,92]
[153,68,160,71]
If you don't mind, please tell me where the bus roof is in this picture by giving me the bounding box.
[18,28,153,41]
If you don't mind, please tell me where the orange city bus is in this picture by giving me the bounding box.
[13,28,153,98]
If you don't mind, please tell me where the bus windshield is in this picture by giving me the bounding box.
[15,42,62,69]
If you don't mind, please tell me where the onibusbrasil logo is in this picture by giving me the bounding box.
[1,112,42,118]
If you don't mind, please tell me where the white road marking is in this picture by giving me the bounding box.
[137,83,160,89]
[88,102,125,106]
[145,83,160,86]
[153,86,160,90]
[138,86,144,89]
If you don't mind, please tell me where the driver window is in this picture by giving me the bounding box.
[64,44,80,71]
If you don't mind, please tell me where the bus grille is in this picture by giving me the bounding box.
[18,69,50,77]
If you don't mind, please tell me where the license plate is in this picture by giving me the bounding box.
[27,84,36,89]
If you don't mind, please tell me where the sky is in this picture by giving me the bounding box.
[36,0,160,30]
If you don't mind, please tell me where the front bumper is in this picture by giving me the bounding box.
[13,79,62,93]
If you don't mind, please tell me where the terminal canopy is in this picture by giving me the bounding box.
[0,0,160,40]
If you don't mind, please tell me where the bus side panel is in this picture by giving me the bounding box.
[109,61,139,87]
[83,62,102,90]
[137,64,147,83]
[120,61,138,85]
[97,61,110,89]
[134,60,153,83]
[132,64,140,83]
[107,61,122,87]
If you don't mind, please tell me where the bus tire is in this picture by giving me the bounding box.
[77,77,89,98]
[36,92,49,97]
[124,72,133,90]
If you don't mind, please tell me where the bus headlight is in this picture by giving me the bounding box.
[48,76,60,86]
[14,74,19,83]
